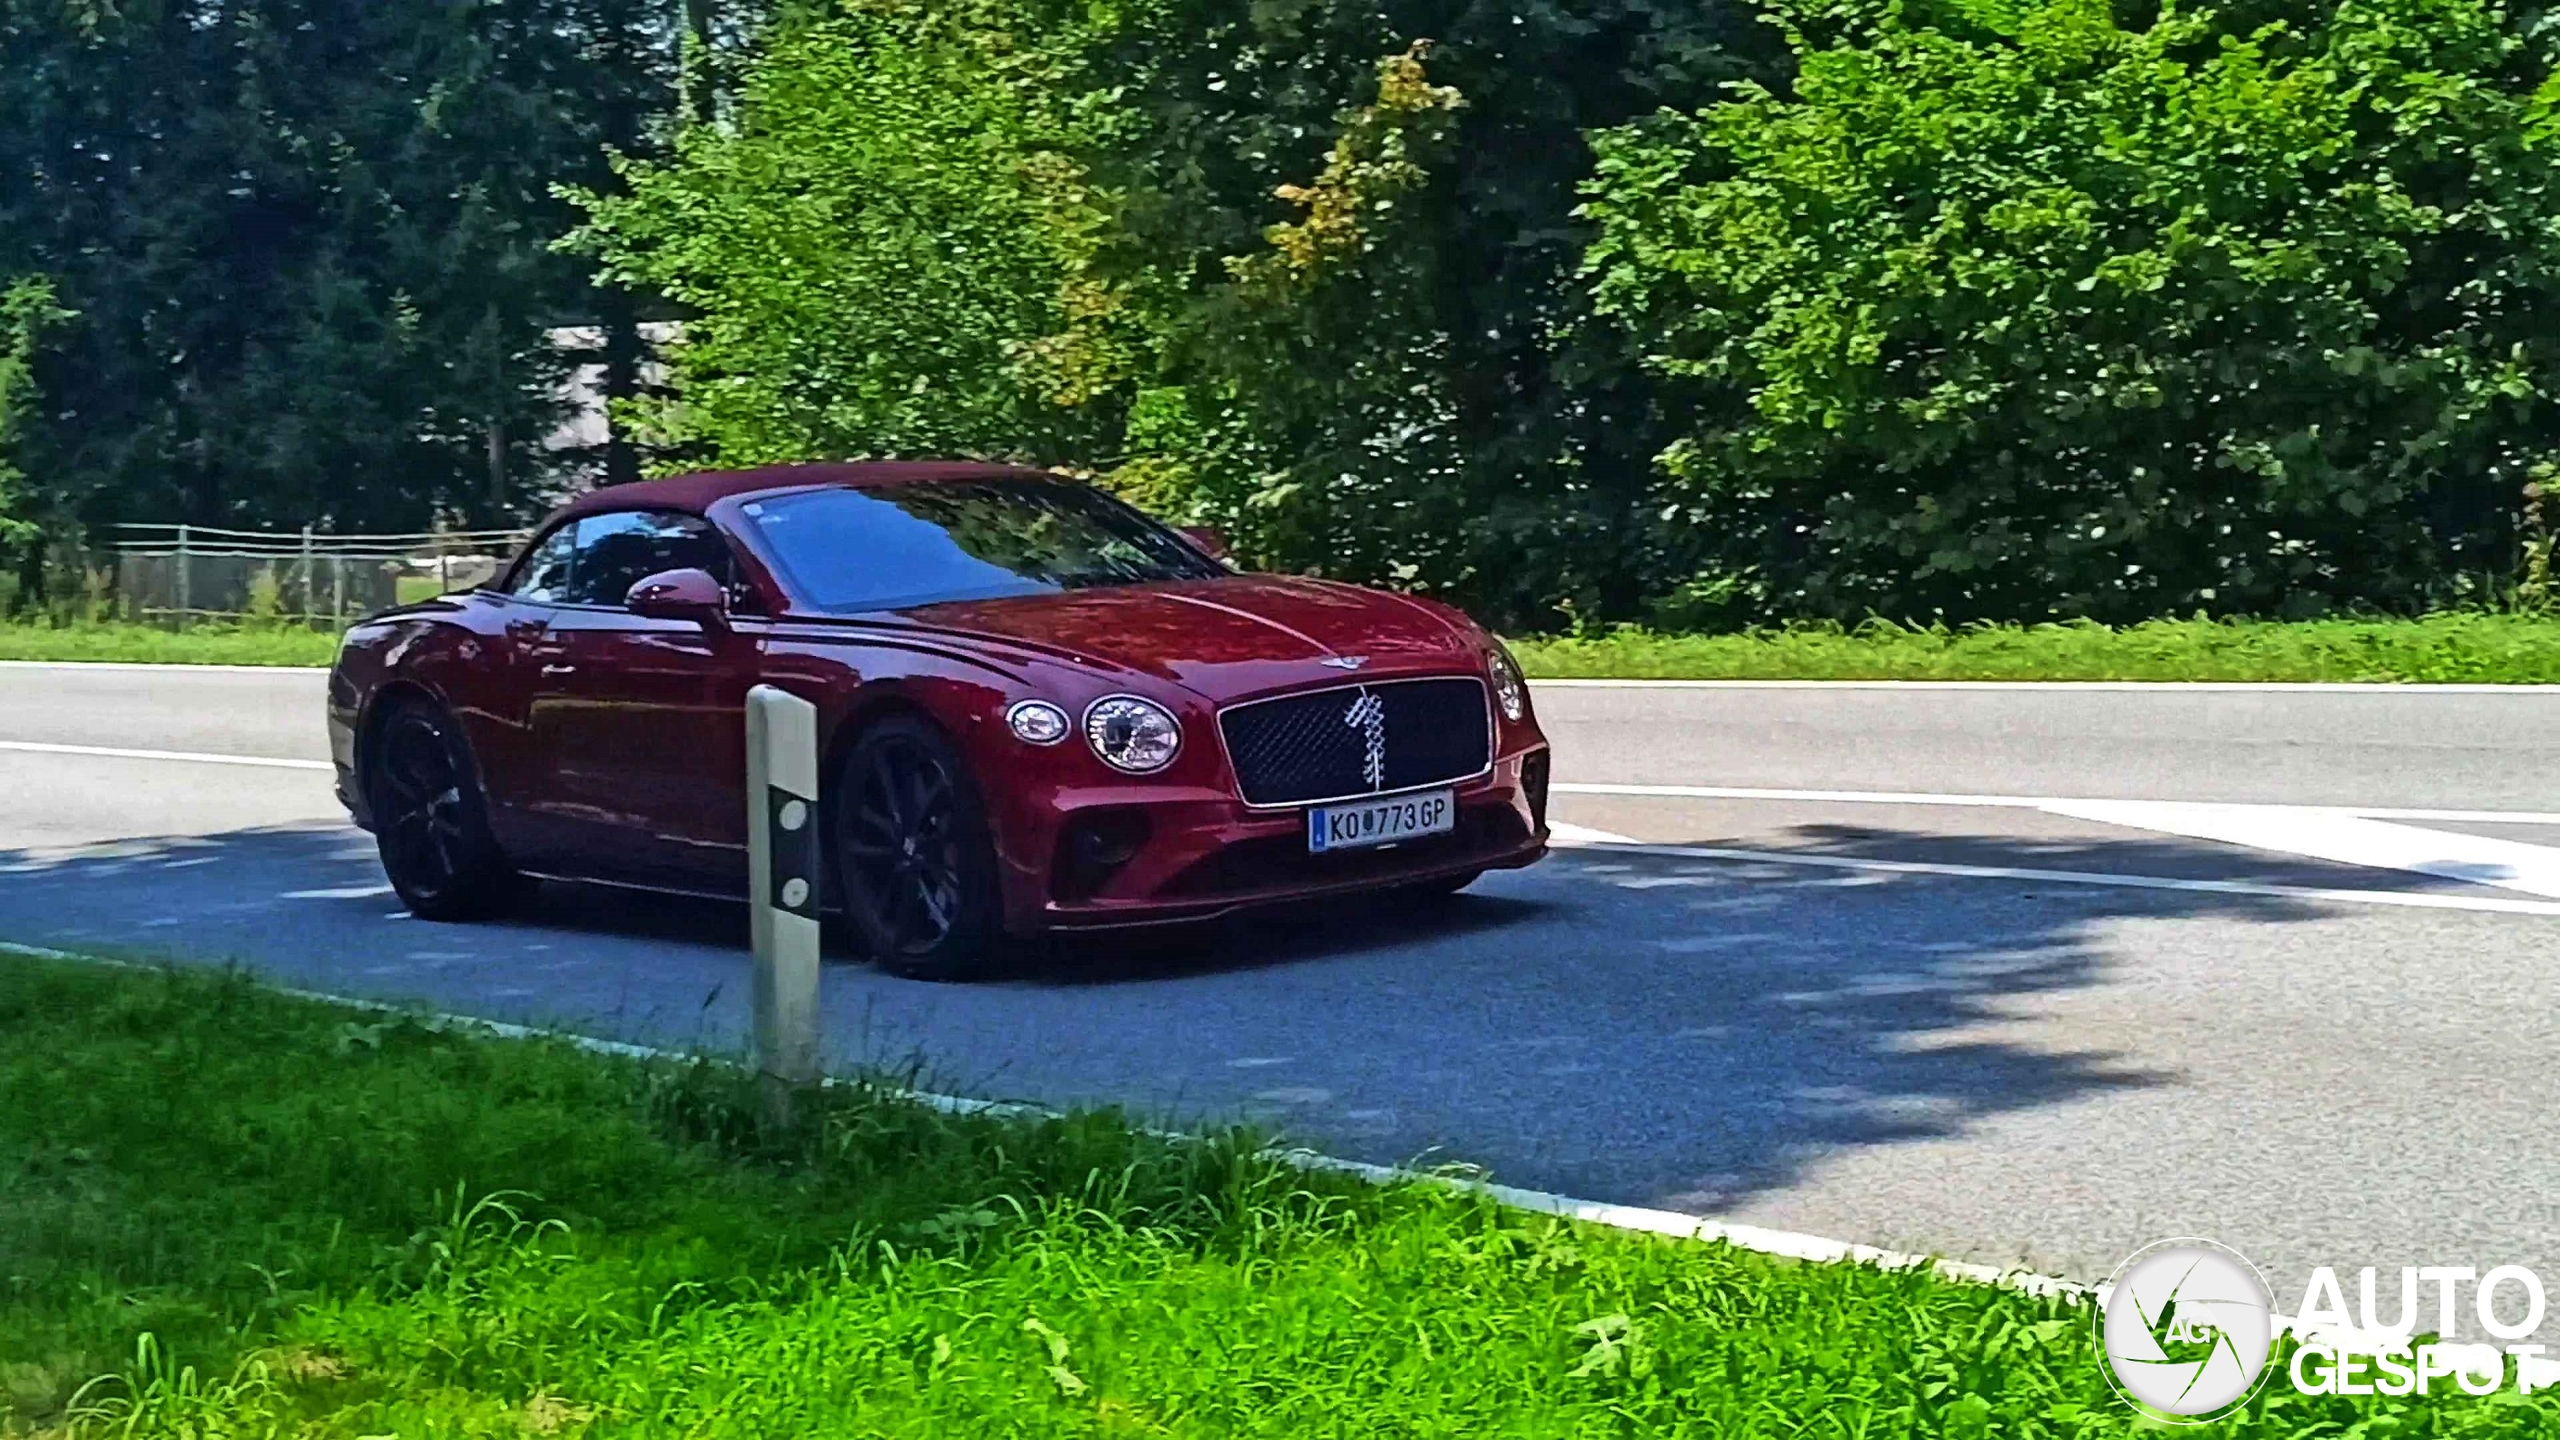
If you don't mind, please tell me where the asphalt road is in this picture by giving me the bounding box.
[9,660,2560,1306]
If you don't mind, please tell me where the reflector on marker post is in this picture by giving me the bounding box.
[746,684,821,1101]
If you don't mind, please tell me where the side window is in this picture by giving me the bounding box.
[562,511,744,609]
[507,525,578,603]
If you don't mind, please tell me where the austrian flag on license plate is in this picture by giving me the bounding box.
[1307,788,1456,853]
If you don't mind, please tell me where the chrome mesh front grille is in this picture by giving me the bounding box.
[1217,677,1490,807]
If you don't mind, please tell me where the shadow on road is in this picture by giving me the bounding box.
[0,817,2358,1225]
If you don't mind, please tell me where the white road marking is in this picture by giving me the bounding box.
[20,729,2556,905]
[1556,783,2560,895]
[281,884,394,900]
[1548,819,1638,845]
[1552,782,2560,826]
[1548,836,2560,916]
[0,739,331,771]
[2042,800,2560,899]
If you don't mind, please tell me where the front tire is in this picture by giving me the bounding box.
[832,715,1006,981]
[365,698,524,921]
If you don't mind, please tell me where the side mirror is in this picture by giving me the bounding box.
[1178,525,1231,562]
[626,567,729,627]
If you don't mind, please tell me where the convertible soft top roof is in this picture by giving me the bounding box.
[549,462,1055,522]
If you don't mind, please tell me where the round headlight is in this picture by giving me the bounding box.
[1006,699,1070,745]
[1489,646,1528,722]
[1084,696,1182,773]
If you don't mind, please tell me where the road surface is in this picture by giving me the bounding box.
[8,660,2559,1300]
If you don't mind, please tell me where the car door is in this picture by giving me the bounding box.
[525,509,764,891]
[470,522,578,860]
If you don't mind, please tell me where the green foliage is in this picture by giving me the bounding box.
[0,0,742,536]
[17,956,2560,1436]
[26,606,2560,680]
[0,621,341,666]
[1581,0,2560,625]
[1084,0,1775,626]
[1509,610,2560,681]
[571,0,1765,629]
[0,277,71,549]
[570,1,1145,469]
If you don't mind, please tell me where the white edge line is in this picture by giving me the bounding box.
[0,739,334,771]
[1553,782,2560,829]
[0,659,331,674]
[1530,678,2560,693]
[0,939,2096,1313]
[12,746,2547,910]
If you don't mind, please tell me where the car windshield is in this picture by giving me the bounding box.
[739,478,1227,613]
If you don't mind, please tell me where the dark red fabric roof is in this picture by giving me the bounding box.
[550,462,1052,521]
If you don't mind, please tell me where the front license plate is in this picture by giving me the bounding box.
[1307,789,1455,853]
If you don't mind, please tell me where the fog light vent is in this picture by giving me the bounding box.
[1522,749,1551,832]
[1053,809,1151,902]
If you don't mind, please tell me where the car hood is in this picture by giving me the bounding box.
[898,576,1479,695]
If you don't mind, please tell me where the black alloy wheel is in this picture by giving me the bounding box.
[834,716,1004,980]
[366,699,524,921]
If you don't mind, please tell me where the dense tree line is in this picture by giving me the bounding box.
[574,0,1773,628]
[580,0,2560,628]
[6,0,2557,628]
[0,0,757,602]
[1580,0,2560,624]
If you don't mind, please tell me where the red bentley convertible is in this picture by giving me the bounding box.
[327,463,1551,978]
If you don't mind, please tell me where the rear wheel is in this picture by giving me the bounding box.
[833,716,1006,982]
[365,698,524,921]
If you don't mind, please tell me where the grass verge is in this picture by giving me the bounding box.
[1507,612,2560,683]
[0,621,339,667]
[13,610,2560,681]
[2,954,2548,1436]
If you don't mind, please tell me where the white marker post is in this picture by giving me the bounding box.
[745,684,822,1112]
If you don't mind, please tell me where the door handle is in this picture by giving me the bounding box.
[540,663,576,677]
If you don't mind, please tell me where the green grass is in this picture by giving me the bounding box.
[0,621,340,667]
[17,610,2560,682]
[2,956,2551,1437]
[1509,612,2560,684]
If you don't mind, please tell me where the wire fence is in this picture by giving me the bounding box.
[110,523,531,628]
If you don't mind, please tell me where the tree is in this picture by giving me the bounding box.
[0,0,758,541]
[573,0,1769,628]
[570,0,1136,470]
[1580,0,2560,624]
[0,276,71,608]
[1076,0,1777,624]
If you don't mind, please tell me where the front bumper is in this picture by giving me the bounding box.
[997,746,1551,932]
[326,697,370,829]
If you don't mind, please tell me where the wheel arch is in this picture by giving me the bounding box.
[817,689,951,800]
[353,680,445,803]
[353,679,503,827]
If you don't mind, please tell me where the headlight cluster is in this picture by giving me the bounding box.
[1007,694,1184,772]
[1083,696,1183,773]
[1488,646,1528,722]
[1005,699,1070,746]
